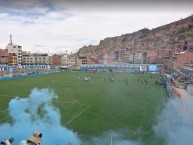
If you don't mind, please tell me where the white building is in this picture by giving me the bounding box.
[61,54,69,67]
[134,52,143,64]
[22,51,35,65]
[33,53,49,65]
[6,35,22,65]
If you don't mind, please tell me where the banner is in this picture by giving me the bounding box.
[148,64,158,72]
[0,65,56,71]
[140,66,147,72]
[80,65,141,70]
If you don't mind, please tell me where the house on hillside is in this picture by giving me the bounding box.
[146,51,158,64]
[174,51,193,68]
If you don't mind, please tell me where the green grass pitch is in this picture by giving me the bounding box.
[0,72,168,145]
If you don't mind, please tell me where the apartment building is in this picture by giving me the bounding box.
[77,56,88,64]
[8,53,17,66]
[6,39,22,65]
[68,54,77,67]
[133,52,143,64]
[49,56,53,65]
[33,53,49,65]
[52,54,62,66]
[61,54,69,67]
[0,49,9,65]
[22,51,35,65]
[114,49,124,62]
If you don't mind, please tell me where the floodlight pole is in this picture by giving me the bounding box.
[111,136,113,145]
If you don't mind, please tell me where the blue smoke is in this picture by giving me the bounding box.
[0,88,80,145]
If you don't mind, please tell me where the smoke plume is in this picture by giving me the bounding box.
[154,96,193,145]
[0,88,80,145]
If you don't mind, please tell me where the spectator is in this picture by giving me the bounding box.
[1,138,14,145]
[20,140,27,145]
[27,131,43,145]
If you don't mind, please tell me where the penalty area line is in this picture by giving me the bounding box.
[64,105,91,126]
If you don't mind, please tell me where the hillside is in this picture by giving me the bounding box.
[77,15,193,63]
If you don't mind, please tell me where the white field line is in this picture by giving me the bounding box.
[65,105,91,126]
[54,100,77,104]
[0,94,26,97]
[0,94,9,96]
[0,116,10,122]
[0,111,7,113]
[53,100,87,106]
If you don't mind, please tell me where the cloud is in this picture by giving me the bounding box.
[0,0,49,15]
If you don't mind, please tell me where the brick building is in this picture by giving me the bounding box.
[175,51,193,68]
[8,53,17,66]
[0,49,9,65]
[52,54,62,66]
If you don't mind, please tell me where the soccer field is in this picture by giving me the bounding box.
[0,72,168,145]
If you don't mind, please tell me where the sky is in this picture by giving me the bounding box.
[0,0,193,55]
